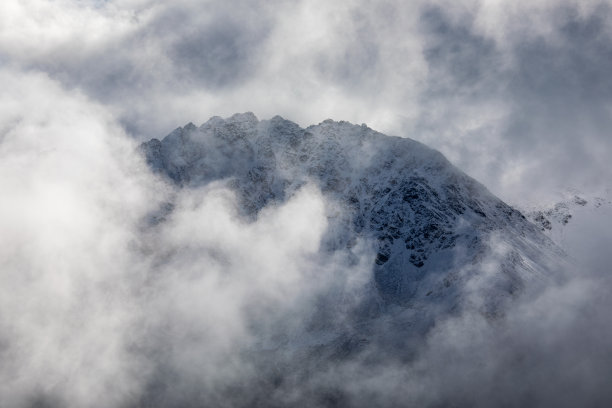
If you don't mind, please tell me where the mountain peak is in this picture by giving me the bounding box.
[227,111,258,125]
[141,114,562,313]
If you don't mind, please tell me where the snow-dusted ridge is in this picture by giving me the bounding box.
[141,112,563,316]
[523,191,612,267]
[525,191,612,235]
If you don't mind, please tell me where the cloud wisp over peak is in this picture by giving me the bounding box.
[2,1,612,407]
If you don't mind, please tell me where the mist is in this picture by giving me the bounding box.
[3,0,612,203]
[0,68,611,407]
[2,0,612,407]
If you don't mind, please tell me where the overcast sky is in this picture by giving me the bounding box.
[2,0,611,204]
[3,2,612,407]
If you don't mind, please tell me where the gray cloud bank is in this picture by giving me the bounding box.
[1,68,612,408]
[2,0,612,203]
[2,1,612,407]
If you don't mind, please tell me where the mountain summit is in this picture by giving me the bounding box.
[141,113,562,318]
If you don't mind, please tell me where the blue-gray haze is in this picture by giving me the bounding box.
[1,1,612,407]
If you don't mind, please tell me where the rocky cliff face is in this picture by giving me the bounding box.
[141,112,562,317]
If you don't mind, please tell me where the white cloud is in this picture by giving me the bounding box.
[0,68,162,407]
[2,1,612,406]
[4,0,612,205]
[0,67,376,406]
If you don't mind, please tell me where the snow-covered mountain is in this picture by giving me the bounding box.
[524,191,612,273]
[140,113,562,321]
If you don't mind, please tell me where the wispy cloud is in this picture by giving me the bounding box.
[2,1,612,407]
[3,0,611,203]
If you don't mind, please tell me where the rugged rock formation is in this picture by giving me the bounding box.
[141,112,562,317]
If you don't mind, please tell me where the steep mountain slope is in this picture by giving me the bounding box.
[141,113,562,319]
